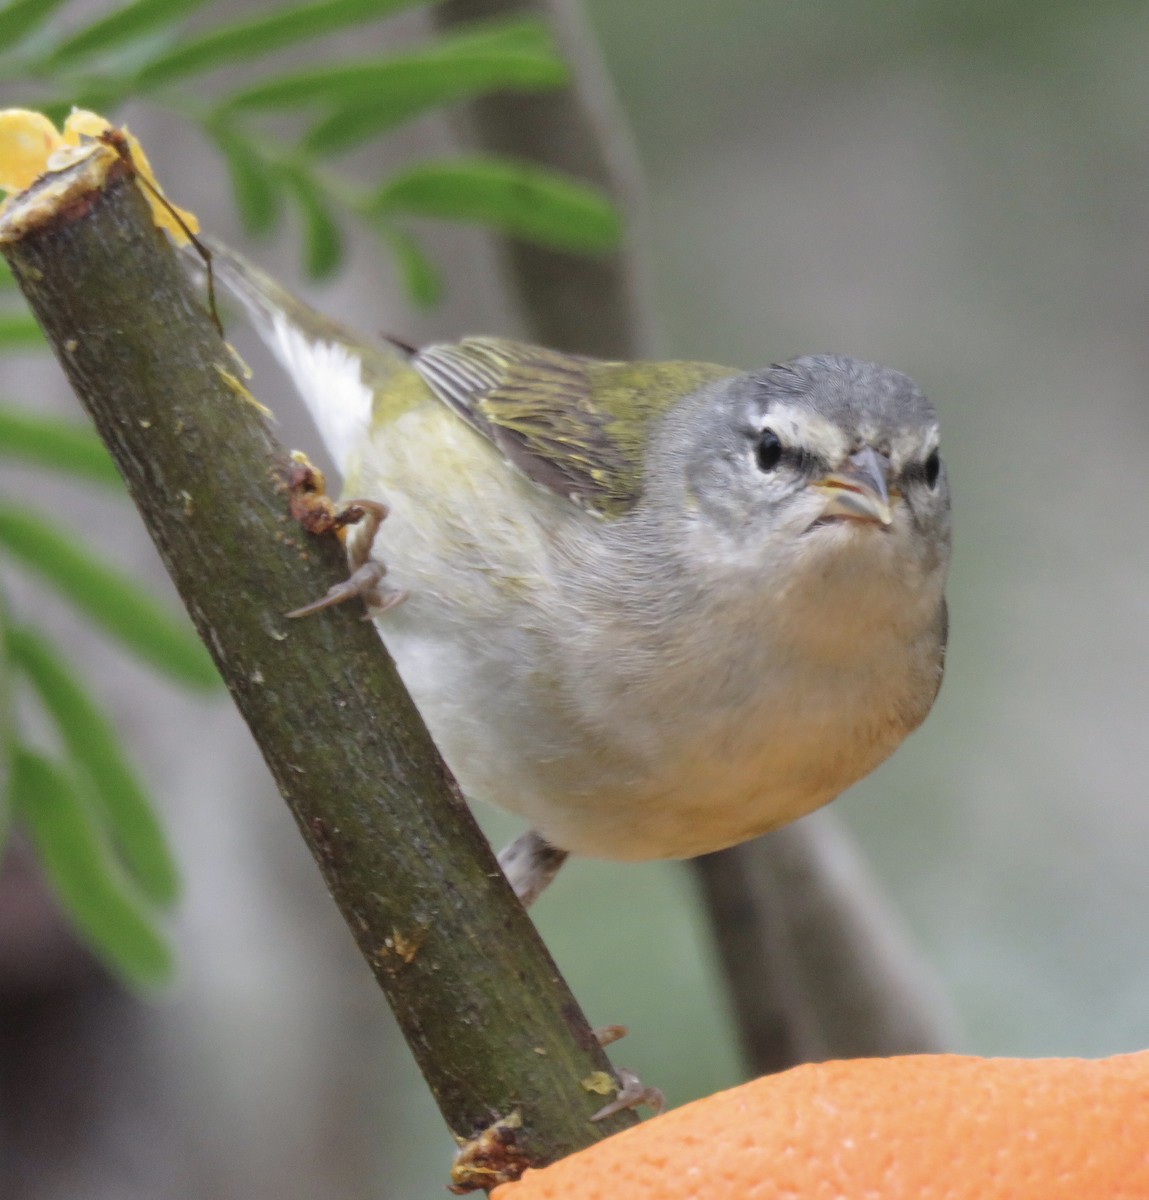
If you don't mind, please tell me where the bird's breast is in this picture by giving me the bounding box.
[377,573,943,861]
[514,628,940,859]
[352,403,945,862]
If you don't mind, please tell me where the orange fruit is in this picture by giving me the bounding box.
[494,1052,1149,1199]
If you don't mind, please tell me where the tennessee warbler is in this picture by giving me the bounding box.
[213,246,951,906]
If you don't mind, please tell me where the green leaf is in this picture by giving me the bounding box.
[12,748,174,988]
[0,312,45,347]
[379,223,441,309]
[370,157,623,253]
[432,15,557,58]
[132,0,427,89]
[8,624,180,907]
[285,169,343,280]
[44,0,218,68]
[229,41,565,114]
[0,404,122,487]
[211,127,282,237]
[0,505,219,689]
[302,51,568,155]
[220,16,564,121]
[0,0,70,55]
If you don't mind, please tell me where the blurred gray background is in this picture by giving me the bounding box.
[4,1,1149,1196]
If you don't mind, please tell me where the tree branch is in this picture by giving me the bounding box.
[695,818,952,1071]
[0,148,636,1192]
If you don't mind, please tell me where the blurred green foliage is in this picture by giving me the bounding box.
[0,0,621,986]
[0,412,208,986]
[2,0,619,298]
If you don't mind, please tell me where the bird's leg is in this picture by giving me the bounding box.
[281,456,407,618]
[497,829,569,908]
[286,498,406,618]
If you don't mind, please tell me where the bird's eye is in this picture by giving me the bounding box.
[923,449,941,489]
[756,430,784,472]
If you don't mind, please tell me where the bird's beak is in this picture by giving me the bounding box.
[811,445,893,527]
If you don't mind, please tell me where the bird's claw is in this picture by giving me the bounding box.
[285,560,406,619]
[285,488,404,618]
[590,1068,665,1122]
[587,1026,663,1121]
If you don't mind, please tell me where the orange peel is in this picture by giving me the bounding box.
[494,1051,1149,1199]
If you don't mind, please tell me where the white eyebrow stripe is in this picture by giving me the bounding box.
[748,402,850,462]
[888,424,941,473]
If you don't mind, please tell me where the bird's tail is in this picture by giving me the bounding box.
[199,238,409,475]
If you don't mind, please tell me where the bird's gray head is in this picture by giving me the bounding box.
[647,354,951,600]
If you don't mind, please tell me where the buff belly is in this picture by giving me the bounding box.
[375,591,929,861]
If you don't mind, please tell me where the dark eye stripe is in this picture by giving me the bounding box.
[900,450,941,488]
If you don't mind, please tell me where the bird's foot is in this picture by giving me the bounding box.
[285,559,406,619]
[587,1025,665,1121]
[282,454,406,618]
[590,1067,665,1122]
[497,830,569,908]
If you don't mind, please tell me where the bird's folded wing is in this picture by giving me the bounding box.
[413,337,735,518]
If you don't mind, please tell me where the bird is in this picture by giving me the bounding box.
[210,245,951,909]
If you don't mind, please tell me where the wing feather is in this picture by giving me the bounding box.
[412,337,735,518]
